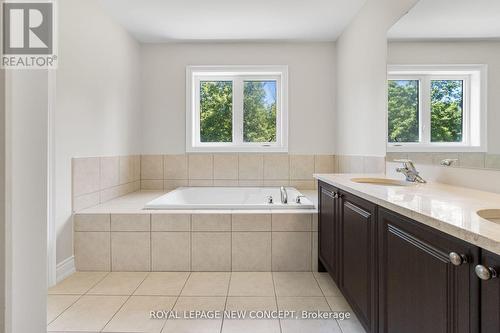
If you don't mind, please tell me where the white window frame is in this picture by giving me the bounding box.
[387,64,487,153]
[186,65,288,153]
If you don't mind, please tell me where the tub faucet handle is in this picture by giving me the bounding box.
[267,196,274,204]
[295,195,306,204]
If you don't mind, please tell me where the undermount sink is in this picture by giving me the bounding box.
[350,177,413,186]
[477,209,500,224]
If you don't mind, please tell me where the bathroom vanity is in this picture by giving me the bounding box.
[316,175,500,333]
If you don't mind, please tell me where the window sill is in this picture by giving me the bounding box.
[187,145,288,153]
[387,144,487,153]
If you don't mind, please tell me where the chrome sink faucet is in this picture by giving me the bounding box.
[395,159,426,183]
[280,186,288,204]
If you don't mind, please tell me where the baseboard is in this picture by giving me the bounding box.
[56,256,75,283]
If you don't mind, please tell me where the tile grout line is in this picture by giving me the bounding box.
[48,272,111,330]
[219,271,232,333]
[271,272,283,333]
[159,271,192,333]
[312,273,349,333]
[99,272,151,332]
[46,292,85,327]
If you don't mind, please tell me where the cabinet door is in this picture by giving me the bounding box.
[378,208,479,333]
[479,250,500,333]
[318,183,338,281]
[340,191,377,333]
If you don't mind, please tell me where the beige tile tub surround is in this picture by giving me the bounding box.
[74,212,317,272]
[138,153,336,191]
[336,155,386,174]
[72,156,140,211]
[387,152,500,171]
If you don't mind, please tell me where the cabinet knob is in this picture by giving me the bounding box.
[333,192,339,199]
[449,252,468,266]
[475,265,498,281]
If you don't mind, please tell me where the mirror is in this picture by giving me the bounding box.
[386,0,500,170]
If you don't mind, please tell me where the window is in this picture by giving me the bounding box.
[187,66,288,152]
[387,65,487,152]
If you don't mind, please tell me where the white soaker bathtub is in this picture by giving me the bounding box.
[144,187,315,210]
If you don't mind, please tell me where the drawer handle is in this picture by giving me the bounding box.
[449,252,468,266]
[475,265,498,281]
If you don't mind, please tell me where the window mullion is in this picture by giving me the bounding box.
[233,78,244,145]
[421,76,431,144]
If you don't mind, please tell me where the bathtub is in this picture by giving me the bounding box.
[144,187,315,210]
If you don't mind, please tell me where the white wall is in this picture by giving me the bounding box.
[55,0,142,265]
[140,42,336,154]
[5,70,49,333]
[0,68,5,333]
[388,40,500,154]
[335,0,419,157]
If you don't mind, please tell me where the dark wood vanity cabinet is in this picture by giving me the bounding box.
[339,191,378,333]
[479,250,500,333]
[318,182,340,282]
[378,208,480,333]
[317,180,500,333]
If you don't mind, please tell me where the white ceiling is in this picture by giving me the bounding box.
[388,0,500,40]
[99,0,366,42]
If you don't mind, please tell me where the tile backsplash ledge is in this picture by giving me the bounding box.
[387,152,500,171]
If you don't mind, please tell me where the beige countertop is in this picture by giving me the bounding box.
[77,189,318,215]
[314,173,500,255]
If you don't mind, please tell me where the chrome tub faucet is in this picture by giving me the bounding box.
[280,186,288,204]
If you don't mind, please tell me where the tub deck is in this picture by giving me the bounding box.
[77,190,318,214]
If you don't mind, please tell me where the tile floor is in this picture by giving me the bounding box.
[47,271,366,333]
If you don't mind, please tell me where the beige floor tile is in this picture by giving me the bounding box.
[314,273,342,297]
[225,297,277,311]
[336,314,366,333]
[280,319,342,333]
[162,319,222,333]
[134,272,190,296]
[174,296,227,311]
[326,296,352,311]
[47,295,80,324]
[103,296,176,333]
[273,272,323,296]
[181,272,230,296]
[88,272,148,295]
[48,272,108,295]
[277,296,330,311]
[228,272,275,296]
[222,319,280,333]
[47,295,127,332]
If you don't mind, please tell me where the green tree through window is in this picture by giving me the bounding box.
[431,80,464,142]
[200,81,233,142]
[244,81,277,143]
[388,80,419,142]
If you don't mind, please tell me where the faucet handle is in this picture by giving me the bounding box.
[440,159,458,167]
[393,159,416,168]
[295,195,306,204]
